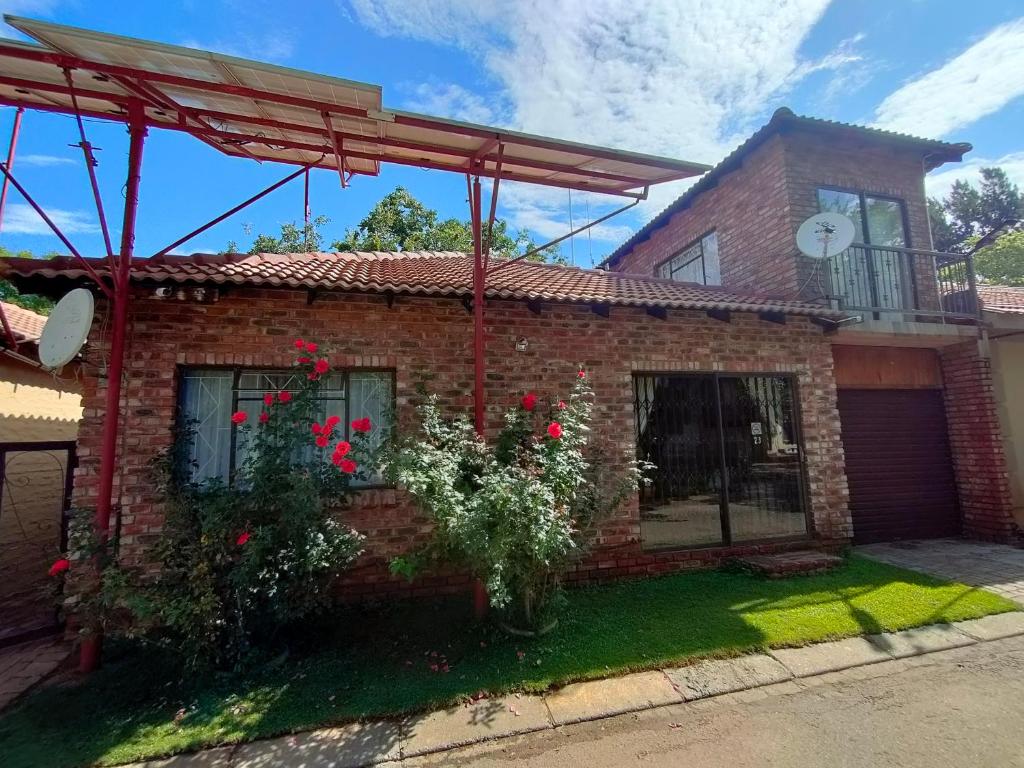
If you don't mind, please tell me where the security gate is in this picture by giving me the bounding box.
[633,374,808,550]
[0,440,77,645]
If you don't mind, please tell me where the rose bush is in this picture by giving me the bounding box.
[103,341,378,670]
[386,367,647,633]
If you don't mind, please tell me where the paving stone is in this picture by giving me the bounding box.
[867,624,976,659]
[402,694,550,757]
[953,612,1024,641]
[543,671,681,725]
[232,721,402,768]
[664,654,792,701]
[769,637,892,677]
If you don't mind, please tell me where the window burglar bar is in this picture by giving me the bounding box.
[633,373,808,550]
[178,368,393,485]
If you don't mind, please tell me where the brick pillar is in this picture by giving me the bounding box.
[940,338,1018,541]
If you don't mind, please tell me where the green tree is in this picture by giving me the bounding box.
[932,167,1023,252]
[0,245,56,315]
[973,229,1024,286]
[233,187,559,262]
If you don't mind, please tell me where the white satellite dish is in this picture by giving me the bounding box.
[39,288,94,369]
[796,212,855,260]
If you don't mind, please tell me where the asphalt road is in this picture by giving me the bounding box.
[397,634,1024,768]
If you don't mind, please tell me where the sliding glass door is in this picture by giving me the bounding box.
[633,373,807,549]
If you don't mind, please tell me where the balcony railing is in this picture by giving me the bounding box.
[822,243,979,321]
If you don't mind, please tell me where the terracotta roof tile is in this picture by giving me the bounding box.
[0,251,843,319]
[978,284,1024,315]
[0,301,46,343]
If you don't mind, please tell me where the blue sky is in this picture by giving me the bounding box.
[1,0,1023,265]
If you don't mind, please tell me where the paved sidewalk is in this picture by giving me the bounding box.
[858,538,1024,605]
[131,611,1024,768]
[0,637,71,711]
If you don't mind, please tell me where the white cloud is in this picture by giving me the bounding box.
[348,0,860,239]
[179,32,295,62]
[874,18,1024,138]
[402,82,503,125]
[17,154,76,167]
[2,203,98,235]
[926,151,1024,201]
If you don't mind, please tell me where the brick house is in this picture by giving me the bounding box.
[2,108,1017,598]
[603,107,1018,546]
[3,252,851,594]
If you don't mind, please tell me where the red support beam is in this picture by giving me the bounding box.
[82,99,147,673]
[0,105,22,234]
[321,112,348,188]
[471,175,485,435]
[484,143,504,261]
[151,163,316,259]
[0,159,114,299]
[63,68,115,260]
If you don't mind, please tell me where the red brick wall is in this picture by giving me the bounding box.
[611,128,942,311]
[940,339,1019,542]
[73,288,850,595]
[613,135,797,297]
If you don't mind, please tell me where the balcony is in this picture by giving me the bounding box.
[821,243,979,323]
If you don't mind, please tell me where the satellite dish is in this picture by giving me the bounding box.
[39,288,94,369]
[796,212,855,260]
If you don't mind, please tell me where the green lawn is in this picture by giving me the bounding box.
[0,555,1016,768]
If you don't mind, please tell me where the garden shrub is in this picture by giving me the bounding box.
[386,368,647,632]
[93,341,377,670]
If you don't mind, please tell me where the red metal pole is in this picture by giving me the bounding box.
[471,175,485,435]
[470,174,489,620]
[82,101,146,673]
[0,106,23,234]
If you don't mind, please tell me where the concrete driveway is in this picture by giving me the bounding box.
[858,538,1024,606]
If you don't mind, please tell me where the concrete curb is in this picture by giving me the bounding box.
[138,611,1024,768]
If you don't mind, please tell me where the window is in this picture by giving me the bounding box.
[816,187,911,310]
[178,367,393,484]
[656,231,721,285]
[633,373,806,549]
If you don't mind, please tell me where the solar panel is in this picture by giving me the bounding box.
[0,15,709,193]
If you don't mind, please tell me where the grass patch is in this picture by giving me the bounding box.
[0,554,1015,768]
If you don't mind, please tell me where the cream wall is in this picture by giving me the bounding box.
[991,337,1024,527]
[0,355,82,638]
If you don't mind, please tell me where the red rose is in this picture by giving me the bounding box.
[263,393,274,406]
[315,435,330,448]
[307,372,318,381]
[278,391,292,403]
[314,358,330,375]
[325,415,341,430]
[297,355,312,364]
[259,411,270,424]
[305,341,318,353]
[333,440,351,457]
[231,411,247,425]
[558,400,567,410]
[351,417,372,433]
[48,558,70,577]
[521,392,537,411]
[339,458,357,474]
[236,531,250,546]
[577,369,586,379]
[311,422,322,435]
[547,422,563,439]
[294,339,305,349]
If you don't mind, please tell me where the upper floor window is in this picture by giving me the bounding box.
[178,367,393,484]
[656,231,721,285]
[816,188,908,247]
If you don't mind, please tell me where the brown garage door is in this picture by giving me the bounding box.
[837,389,960,544]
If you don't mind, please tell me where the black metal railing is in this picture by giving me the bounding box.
[822,243,978,320]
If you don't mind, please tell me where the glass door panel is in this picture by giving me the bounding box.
[635,375,725,548]
[864,196,911,310]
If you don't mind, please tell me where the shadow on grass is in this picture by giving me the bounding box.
[0,554,1014,768]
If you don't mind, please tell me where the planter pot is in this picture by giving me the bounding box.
[497,617,559,637]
